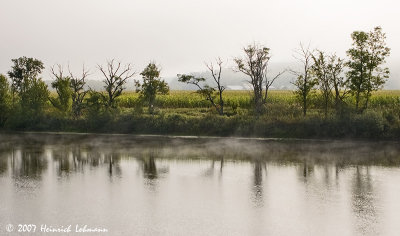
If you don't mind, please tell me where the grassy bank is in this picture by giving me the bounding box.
[2,90,400,140]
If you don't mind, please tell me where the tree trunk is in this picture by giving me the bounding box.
[218,89,224,115]
[324,96,328,118]
[355,91,360,111]
[334,87,340,111]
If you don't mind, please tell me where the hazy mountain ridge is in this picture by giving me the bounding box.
[44,62,400,91]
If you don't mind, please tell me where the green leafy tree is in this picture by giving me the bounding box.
[7,57,49,113]
[346,31,368,111]
[177,75,219,114]
[7,57,45,96]
[85,90,112,129]
[291,43,316,116]
[135,63,169,114]
[178,58,226,115]
[20,77,49,112]
[49,65,73,114]
[85,90,108,115]
[311,51,347,117]
[346,26,390,111]
[0,74,12,126]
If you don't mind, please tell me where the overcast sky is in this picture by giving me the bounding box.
[0,0,399,85]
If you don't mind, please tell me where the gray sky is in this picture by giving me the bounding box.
[0,0,399,86]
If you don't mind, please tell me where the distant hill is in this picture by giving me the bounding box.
[168,62,295,90]
[168,61,400,90]
[44,62,400,91]
[45,79,137,92]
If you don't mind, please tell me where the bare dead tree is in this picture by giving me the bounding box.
[98,59,135,108]
[264,70,286,103]
[234,43,285,114]
[178,58,226,115]
[49,64,72,114]
[69,65,89,118]
[50,64,65,81]
[205,58,225,115]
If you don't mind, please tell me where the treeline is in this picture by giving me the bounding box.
[0,59,169,127]
[0,26,398,139]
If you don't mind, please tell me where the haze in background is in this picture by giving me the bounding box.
[1,0,399,88]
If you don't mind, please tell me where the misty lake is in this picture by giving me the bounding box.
[1,133,400,235]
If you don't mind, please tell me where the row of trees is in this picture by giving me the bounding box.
[179,26,390,116]
[0,26,391,127]
[0,59,170,125]
[292,26,390,116]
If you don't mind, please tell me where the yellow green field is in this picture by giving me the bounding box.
[114,90,400,110]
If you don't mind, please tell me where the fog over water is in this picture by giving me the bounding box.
[1,134,400,235]
[0,0,399,87]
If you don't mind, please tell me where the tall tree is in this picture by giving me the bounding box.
[291,43,316,116]
[0,74,12,126]
[311,51,332,118]
[69,65,89,118]
[346,31,370,111]
[234,43,284,114]
[7,57,45,102]
[311,51,347,116]
[98,60,135,108]
[346,26,390,111]
[178,58,226,115]
[327,54,347,110]
[7,57,48,112]
[365,27,391,108]
[135,63,169,114]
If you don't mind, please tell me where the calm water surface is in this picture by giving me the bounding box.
[1,133,400,235]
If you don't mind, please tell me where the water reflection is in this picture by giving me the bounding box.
[0,134,400,235]
[0,134,399,183]
[10,148,47,179]
[203,157,224,178]
[141,155,158,179]
[351,166,379,235]
[252,160,266,207]
[0,150,7,175]
[135,151,169,192]
[301,160,314,180]
[48,146,123,178]
[106,153,122,178]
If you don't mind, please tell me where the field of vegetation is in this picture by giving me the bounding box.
[7,89,392,139]
[116,90,400,111]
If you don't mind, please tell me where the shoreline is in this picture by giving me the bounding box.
[1,130,399,144]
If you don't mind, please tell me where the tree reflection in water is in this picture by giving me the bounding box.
[252,159,267,207]
[10,148,47,179]
[0,133,399,235]
[203,156,224,178]
[0,149,8,176]
[137,150,169,191]
[351,166,378,236]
